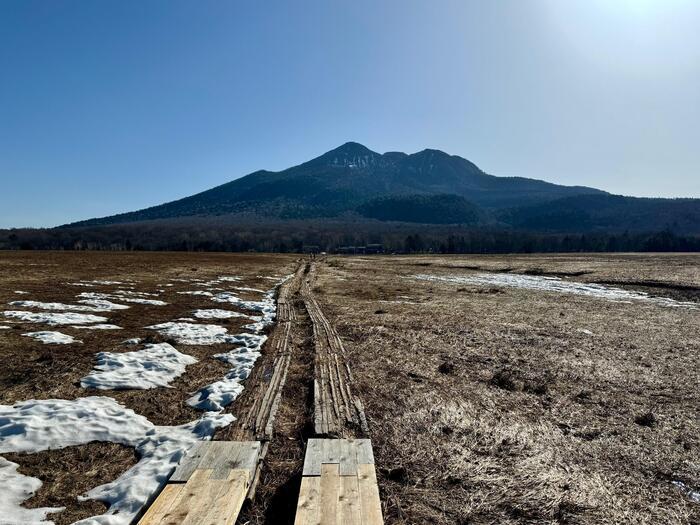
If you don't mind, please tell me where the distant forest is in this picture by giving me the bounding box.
[2,219,699,253]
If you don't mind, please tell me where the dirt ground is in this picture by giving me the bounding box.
[1,251,698,524]
[311,253,700,524]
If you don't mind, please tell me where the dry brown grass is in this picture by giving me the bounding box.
[313,254,700,524]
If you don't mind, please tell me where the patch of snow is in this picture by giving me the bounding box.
[4,311,108,325]
[188,334,266,412]
[231,286,265,293]
[77,292,166,306]
[0,397,233,525]
[22,331,82,344]
[122,338,142,345]
[211,290,276,330]
[577,328,594,336]
[72,324,123,330]
[413,273,699,309]
[177,290,214,297]
[69,280,126,287]
[146,322,233,345]
[81,343,197,390]
[0,456,63,524]
[672,480,700,503]
[77,299,131,311]
[0,325,10,330]
[192,309,255,320]
[9,299,127,313]
[13,291,30,295]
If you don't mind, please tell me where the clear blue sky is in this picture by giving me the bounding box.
[2,0,699,227]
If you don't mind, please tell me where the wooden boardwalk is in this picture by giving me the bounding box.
[294,439,383,525]
[302,267,368,437]
[138,441,260,525]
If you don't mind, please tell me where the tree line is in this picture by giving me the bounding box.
[1,219,699,253]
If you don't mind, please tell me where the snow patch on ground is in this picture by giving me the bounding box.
[77,292,166,306]
[0,456,63,524]
[673,480,700,503]
[13,291,30,295]
[0,325,10,330]
[4,311,108,325]
[9,299,128,313]
[0,397,233,525]
[122,337,142,345]
[187,334,267,411]
[192,309,256,320]
[22,331,81,344]
[146,322,233,345]
[72,324,123,330]
[413,273,699,309]
[177,290,214,297]
[81,343,197,390]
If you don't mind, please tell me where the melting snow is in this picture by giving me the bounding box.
[22,331,82,344]
[81,343,197,390]
[0,397,233,525]
[13,291,30,295]
[177,290,214,297]
[0,456,63,524]
[122,338,142,345]
[193,309,255,320]
[146,322,233,345]
[413,273,699,309]
[3,311,108,325]
[188,334,267,412]
[72,324,123,330]
[77,292,166,306]
[9,299,128,313]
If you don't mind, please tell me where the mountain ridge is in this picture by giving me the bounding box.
[64,142,700,234]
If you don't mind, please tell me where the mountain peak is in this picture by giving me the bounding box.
[314,141,381,169]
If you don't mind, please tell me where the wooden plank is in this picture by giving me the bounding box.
[337,474,360,525]
[338,439,357,477]
[322,439,340,465]
[138,484,184,525]
[357,463,383,525]
[320,463,340,525]
[294,475,321,525]
[355,439,374,465]
[208,443,245,480]
[192,469,249,525]
[302,439,324,476]
[161,469,213,524]
[170,442,206,482]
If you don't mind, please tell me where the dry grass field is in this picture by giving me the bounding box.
[311,254,700,524]
[0,251,698,524]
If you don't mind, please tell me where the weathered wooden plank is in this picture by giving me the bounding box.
[337,474,360,525]
[138,484,184,525]
[357,463,383,525]
[191,469,249,525]
[162,469,213,524]
[170,442,206,482]
[302,438,324,476]
[338,439,356,477]
[209,441,260,481]
[320,463,340,525]
[294,475,321,525]
[355,439,374,465]
[322,439,340,465]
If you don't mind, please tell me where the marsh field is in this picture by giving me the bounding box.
[0,251,698,525]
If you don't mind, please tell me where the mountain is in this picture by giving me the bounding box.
[65,142,700,234]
